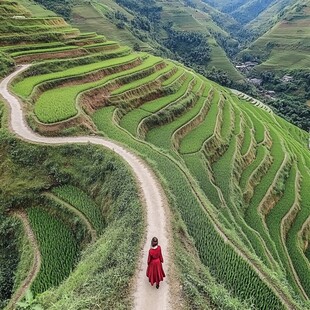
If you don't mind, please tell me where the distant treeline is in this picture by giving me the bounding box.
[34,0,73,18]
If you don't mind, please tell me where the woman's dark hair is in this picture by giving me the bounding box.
[151,237,158,247]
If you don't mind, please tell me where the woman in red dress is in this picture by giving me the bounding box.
[146,237,165,289]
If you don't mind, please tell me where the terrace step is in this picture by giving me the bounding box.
[0,31,65,45]
[108,64,176,105]
[265,164,307,298]
[144,80,208,150]
[83,41,120,53]
[231,89,273,114]
[17,46,132,82]
[178,89,220,155]
[14,47,87,64]
[80,58,167,112]
[285,157,310,298]
[298,216,310,254]
[240,113,257,168]
[173,87,214,151]
[202,96,229,163]
[242,146,273,204]
[117,71,191,136]
[259,152,293,219]
[13,42,120,64]
[29,56,142,102]
[115,69,197,113]
[137,75,199,140]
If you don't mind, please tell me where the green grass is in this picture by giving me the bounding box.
[239,100,265,144]
[10,45,79,57]
[33,55,165,123]
[241,124,252,156]
[146,84,210,150]
[92,105,285,310]
[183,153,222,208]
[286,157,310,297]
[266,164,303,296]
[179,90,220,154]
[244,128,286,267]
[119,72,194,136]
[220,100,233,141]
[110,61,174,96]
[13,54,138,98]
[28,207,79,294]
[239,145,268,192]
[52,185,105,234]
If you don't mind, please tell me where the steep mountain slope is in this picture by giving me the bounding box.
[200,0,248,12]
[230,0,285,25]
[1,0,310,309]
[70,0,151,51]
[246,0,296,35]
[201,0,293,26]
[245,0,310,71]
[67,0,243,82]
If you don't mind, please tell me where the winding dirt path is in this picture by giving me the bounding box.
[1,65,172,310]
[6,211,41,310]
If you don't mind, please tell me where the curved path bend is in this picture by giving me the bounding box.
[1,65,171,310]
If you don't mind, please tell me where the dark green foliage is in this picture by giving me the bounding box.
[6,139,48,167]
[206,67,232,87]
[35,149,143,308]
[306,246,310,262]
[0,103,3,128]
[254,70,310,131]
[0,214,20,309]
[131,16,151,32]
[0,127,143,304]
[0,51,15,78]
[115,0,162,22]
[164,27,211,67]
[28,207,79,294]
[33,0,73,19]
[230,0,275,25]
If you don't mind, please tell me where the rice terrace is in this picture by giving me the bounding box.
[0,0,309,309]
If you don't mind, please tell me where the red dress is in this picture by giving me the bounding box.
[146,245,165,286]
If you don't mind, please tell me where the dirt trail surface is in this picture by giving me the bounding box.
[6,211,41,310]
[1,65,171,310]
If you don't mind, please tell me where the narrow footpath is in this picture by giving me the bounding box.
[0,65,172,310]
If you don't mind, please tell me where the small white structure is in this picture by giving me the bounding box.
[12,15,26,19]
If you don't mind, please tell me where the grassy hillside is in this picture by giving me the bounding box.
[1,0,310,309]
[246,0,296,35]
[70,0,150,50]
[0,129,144,309]
[244,0,310,70]
[67,0,243,83]
[158,0,242,80]
[230,0,282,25]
